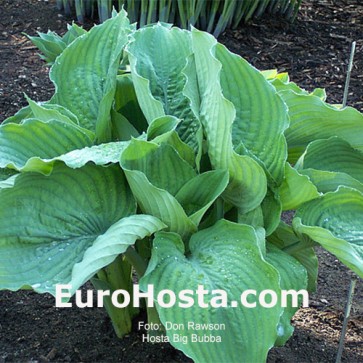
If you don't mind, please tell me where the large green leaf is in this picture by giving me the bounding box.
[141,220,283,362]
[54,141,130,169]
[0,163,158,295]
[296,137,363,195]
[268,222,318,292]
[297,137,363,183]
[175,170,229,225]
[191,28,267,213]
[279,163,320,210]
[265,243,307,346]
[264,70,326,101]
[282,90,363,163]
[152,130,196,168]
[25,96,82,126]
[0,119,93,173]
[70,214,166,295]
[216,43,289,185]
[121,139,196,196]
[126,24,203,156]
[2,102,79,126]
[27,24,86,64]
[120,139,196,238]
[293,187,363,278]
[50,10,132,140]
[299,168,363,194]
[27,30,66,64]
[261,188,282,236]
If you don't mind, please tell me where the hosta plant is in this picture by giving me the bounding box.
[1,10,363,363]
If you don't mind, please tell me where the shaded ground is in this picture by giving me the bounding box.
[0,0,362,362]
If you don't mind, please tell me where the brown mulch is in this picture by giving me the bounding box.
[0,0,362,362]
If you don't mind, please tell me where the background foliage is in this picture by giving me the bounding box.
[56,0,302,36]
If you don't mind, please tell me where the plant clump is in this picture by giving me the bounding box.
[0,10,362,363]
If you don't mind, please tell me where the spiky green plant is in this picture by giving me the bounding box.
[56,0,302,37]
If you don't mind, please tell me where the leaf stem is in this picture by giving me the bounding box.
[216,197,225,220]
[124,246,148,277]
[93,255,138,338]
[146,306,165,337]
[282,239,315,254]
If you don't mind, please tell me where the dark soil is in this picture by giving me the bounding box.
[0,0,362,362]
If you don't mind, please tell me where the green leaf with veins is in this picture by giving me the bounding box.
[122,139,196,195]
[216,43,289,186]
[152,130,196,167]
[121,139,197,238]
[50,10,132,140]
[282,91,363,163]
[265,243,307,346]
[268,221,318,292]
[299,168,363,194]
[297,137,363,183]
[2,102,79,126]
[0,119,93,173]
[141,220,283,363]
[126,24,203,158]
[175,170,229,225]
[191,28,267,213]
[0,163,165,295]
[294,187,363,279]
[279,163,320,210]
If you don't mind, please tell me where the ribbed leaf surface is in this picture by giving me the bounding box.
[266,243,307,346]
[282,91,363,163]
[50,10,131,139]
[122,139,196,196]
[126,24,202,155]
[0,164,142,295]
[268,222,318,292]
[299,137,363,183]
[294,187,363,278]
[216,43,288,185]
[121,139,197,238]
[0,119,93,173]
[279,163,320,210]
[141,220,282,362]
[175,170,229,225]
[300,169,363,194]
[191,28,267,213]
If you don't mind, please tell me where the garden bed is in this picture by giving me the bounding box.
[0,1,362,362]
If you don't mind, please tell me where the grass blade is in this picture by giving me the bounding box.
[213,0,237,38]
[75,0,85,23]
[147,0,157,24]
[206,0,220,34]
